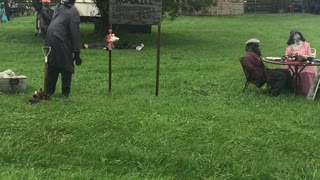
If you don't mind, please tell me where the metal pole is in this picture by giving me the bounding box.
[155,25,161,96]
[109,49,112,93]
[108,25,112,93]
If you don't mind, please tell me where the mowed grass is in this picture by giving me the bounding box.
[1,13,320,179]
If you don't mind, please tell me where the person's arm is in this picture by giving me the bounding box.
[242,56,267,82]
[41,7,52,22]
[242,56,255,72]
[304,42,312,56]
[69,7,81,65]
[285,46,291,56]
[69,7,80,52]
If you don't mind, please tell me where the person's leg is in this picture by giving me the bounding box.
[61,70,72,97]
[274,68,292,91]
[87,42,105,49]
[299,72,316,95]
[6,12,10,21]
[267,69,287,96]
[41,28,46,39]
[46,66,60,96]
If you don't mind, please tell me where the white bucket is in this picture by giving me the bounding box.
[0,77,27,93]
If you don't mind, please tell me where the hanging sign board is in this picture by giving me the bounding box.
[109,0,162,25]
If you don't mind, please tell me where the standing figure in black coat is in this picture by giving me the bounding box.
[45,0,82,97]
[4,0,11,21]
[39,0,53,38]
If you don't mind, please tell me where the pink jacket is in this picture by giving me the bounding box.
[285,42,316,73]
[285,41,317,95]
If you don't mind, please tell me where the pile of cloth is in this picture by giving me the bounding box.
[0,69,27,78]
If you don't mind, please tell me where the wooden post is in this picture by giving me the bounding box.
[107,27,112,93]
[155,25,161,96]
[108,48,112,93]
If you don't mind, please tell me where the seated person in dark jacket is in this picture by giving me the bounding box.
[241,38,292,96]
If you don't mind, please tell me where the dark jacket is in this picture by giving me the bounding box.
[40,4,53,26]
[242,51,268,87]
[45,3,80,73]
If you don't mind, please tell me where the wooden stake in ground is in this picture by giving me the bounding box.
[42,46,51,93]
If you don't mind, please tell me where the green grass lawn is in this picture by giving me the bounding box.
[1,13,320,179]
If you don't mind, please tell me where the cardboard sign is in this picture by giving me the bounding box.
[109,0,162,25]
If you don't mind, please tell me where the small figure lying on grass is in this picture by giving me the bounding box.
[82,41,144,51]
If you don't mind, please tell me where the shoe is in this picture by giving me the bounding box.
[136,43,144,51]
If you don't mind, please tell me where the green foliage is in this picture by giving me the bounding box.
[91,0,218,21]
[162,0,217,20]
[180,0,217,12]
[1,14,320,179]
[162,0,181,20]
[29,0,218,28]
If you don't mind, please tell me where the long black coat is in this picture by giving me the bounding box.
[45,3,80,73]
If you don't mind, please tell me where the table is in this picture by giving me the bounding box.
[263,58,320,95]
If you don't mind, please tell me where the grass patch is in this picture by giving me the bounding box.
[1,14,320,179]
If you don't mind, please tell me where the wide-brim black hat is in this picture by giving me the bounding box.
[287,29,305,45]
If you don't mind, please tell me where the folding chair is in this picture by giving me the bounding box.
[310,48,319,100]
[240,57,269,93]
[311,48,316,58]
[311,75,320,100]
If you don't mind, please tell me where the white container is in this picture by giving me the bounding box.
[0,77,27,93]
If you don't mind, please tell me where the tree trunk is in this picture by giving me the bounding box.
[94,21,109,34]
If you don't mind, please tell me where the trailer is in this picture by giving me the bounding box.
[74,0,100,21]
[35,0,100,37]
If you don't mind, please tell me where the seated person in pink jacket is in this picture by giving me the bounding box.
[242,38,291,96]
[285,30,317,95]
